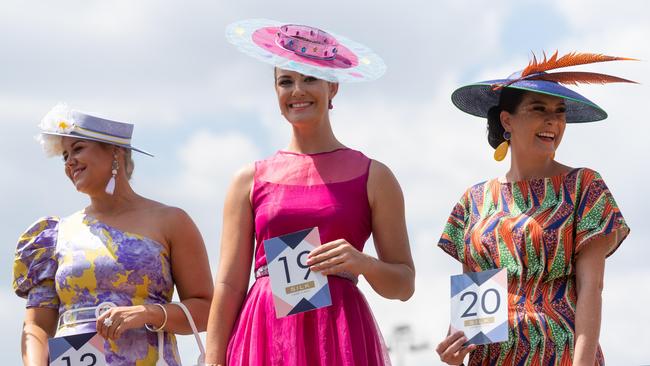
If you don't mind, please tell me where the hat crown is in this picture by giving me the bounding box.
[71,111,133,140]
[277,24,339,60]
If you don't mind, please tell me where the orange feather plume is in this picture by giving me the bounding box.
[491,51,638,90]
[521,51,637,77]
[527,71,638,86]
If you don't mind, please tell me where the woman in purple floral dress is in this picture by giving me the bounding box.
[13,104,213,365]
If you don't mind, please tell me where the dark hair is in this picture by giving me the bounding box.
[486,88,527,149]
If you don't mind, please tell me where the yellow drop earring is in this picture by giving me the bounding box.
[494,131,511,162]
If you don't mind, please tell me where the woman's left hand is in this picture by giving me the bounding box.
[307,239,371,276]
[96,305,160,340]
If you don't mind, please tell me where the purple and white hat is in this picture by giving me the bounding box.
[225,19,386,83]
[37,104,153,157]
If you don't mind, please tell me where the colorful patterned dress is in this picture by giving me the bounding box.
[13,211,181,365]
[227,148,391,366]
[438,168,629,365]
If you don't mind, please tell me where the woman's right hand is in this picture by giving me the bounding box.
[435,330,476,365]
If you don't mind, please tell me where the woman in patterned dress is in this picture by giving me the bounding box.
[434,53,635,366]
[204,20,415,366]
[13,105,213,365]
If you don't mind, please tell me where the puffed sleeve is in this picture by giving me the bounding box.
[437,189,471,263]
[13,217,60,309]
[575,169,630,257]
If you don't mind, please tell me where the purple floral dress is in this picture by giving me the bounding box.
[13,211,181,365]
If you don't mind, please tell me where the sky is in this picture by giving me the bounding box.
[1,0,649,364]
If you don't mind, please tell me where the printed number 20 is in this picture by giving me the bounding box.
[278,250,311,283]
[460,289,500,318]
[61,353,97,366]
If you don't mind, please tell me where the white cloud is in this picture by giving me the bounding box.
[2,1,650,365]
[176,130,261,200]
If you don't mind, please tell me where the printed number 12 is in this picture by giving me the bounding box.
[61,353,97,366]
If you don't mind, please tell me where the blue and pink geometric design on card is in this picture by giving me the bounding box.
[450,268,508,345]
[264,227,332,318]
[48,331,106,365]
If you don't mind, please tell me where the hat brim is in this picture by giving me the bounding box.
[41,131,154,157]
[225,19,386,83]
[451,79,607,123]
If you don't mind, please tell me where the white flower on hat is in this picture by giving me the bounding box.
[36,103,76,157]
[39,103,75,133]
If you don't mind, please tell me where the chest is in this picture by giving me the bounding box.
[53,217,173,305]
[464,186,579,278]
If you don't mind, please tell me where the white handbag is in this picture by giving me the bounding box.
[155,301,207,366]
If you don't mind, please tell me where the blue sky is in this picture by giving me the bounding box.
[1,1,649,364]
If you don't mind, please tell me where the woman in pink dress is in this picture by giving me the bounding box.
[204,20,415,366]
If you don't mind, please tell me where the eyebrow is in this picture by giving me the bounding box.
[528,100,566,107]
[63,140,83,153]
[68,140,83,150]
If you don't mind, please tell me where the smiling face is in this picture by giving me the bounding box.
[501,92,567,159]
[274,68,338,126]
[61,137,116,194]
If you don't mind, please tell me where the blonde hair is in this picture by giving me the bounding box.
[101,143,135,180]
[123,149,135,180]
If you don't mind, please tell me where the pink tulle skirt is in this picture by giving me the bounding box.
[227,276,391,366]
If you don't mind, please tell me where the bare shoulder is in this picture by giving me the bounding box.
[367,159,403,206]
[368,159,400,188]
[223,163,256,207]
[231,162,256,188]
[141,204,202,250]
[157,205,194,225]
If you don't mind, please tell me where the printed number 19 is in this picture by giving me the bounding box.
[278,250,311,283]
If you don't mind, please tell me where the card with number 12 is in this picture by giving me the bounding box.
[263,227,332,318]
[48,331,106,365]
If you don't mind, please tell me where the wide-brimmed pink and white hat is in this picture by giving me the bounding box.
[225,19,386,83]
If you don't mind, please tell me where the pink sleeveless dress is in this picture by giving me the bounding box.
[226,148,391,366]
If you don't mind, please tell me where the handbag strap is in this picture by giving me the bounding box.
[172,301,207,364]
[155,302,206,366]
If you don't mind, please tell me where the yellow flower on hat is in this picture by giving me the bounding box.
[58,121,70,130]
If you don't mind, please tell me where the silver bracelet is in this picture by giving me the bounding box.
[144,303,167,332]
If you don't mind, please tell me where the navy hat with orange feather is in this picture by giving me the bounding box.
[451,51,638,123]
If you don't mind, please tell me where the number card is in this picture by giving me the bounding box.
[263,227,332,318]
[49,331,106,366]
[450,268,508,345]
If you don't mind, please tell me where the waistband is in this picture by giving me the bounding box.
[57,302,116,332]
[255,264,358,285]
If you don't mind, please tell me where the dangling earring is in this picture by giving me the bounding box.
[105,153,118,195]
[328,99,333,110]
[494,131,511,162]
